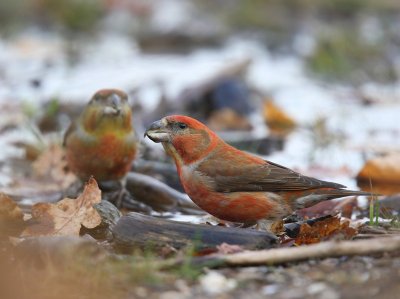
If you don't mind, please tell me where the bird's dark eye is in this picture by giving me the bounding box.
[178,122,187,129]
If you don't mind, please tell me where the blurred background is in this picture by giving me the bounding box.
[2,3,400,298]
[1,0,400,194]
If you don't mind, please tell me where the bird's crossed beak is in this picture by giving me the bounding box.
[103,93,122,116]
[144,119,170,143]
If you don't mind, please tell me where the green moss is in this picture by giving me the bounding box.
[307,29,397,83]
[39,0,105,33]
[174,245,203,281]
[45,98,60,117]
[318,0,366,17]
[0,0,30,33]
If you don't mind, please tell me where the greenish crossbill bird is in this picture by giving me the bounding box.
[64,89,137,182]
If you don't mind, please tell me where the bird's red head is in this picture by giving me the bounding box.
[145,115,219,165]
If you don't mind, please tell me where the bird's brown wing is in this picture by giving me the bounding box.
[198,157,346,193]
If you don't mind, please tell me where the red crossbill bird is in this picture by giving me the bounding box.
[145,115,371,228]
[64,89,137,182]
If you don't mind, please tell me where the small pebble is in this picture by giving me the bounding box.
[262,284,279,295]
[199,271,237,295]
[308,282,327,294]
[160,291,187,299]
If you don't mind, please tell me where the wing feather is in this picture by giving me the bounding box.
[197,149,345,193]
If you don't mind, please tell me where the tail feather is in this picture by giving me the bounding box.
[295,189,377,209]
[333,189,377,197]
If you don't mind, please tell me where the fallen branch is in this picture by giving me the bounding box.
[183,236,400,268]
[112,213,277,252]
[125,172,202,214]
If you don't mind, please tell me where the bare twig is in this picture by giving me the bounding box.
[125,172,202,213]
[182,236,400,268]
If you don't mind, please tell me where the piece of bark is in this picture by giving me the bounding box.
[179,236,400,269]
[112,213,277,252]
[125,172,202,214]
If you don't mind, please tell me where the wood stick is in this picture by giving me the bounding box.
[125,172,202,214]
[187,236,400,268]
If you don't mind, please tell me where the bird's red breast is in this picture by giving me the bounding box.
[66,132,136,181]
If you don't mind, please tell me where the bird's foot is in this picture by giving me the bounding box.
[114,187,127,208]
[99,180,153,212]
[256,219,285,234]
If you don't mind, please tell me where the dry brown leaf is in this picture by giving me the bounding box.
[32,143,76,189]
[263,100,296,135]
[195,243,244,256]
[0,193,23,222]
[295,216,357,245]
[357,153,400,187]
[269,219,285,234]
[216,243,244,254]
[21,178,102,237]
[0,193,25,237]
[0,143,77,203]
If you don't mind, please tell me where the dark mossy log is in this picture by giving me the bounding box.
[125,172,203,214]
[112,213,277,252]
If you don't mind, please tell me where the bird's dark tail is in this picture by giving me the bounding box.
[334,189,377,197]
[295,189,378,209]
